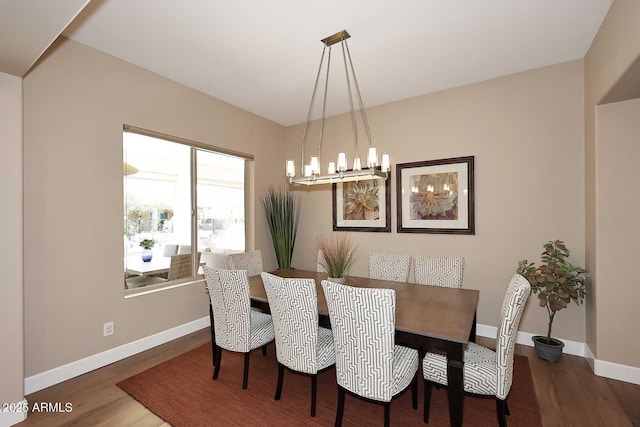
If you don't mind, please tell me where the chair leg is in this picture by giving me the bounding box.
[411,371,418,410]
[262,344,267,356]
[212,344,222,379]
[335,386,345,427]
[310,374,318,417]
[242,352,250,389]
[209,304,216,366]
[383,402,391,427]
[275,363,284,400]
[423,379,433,423]
[505,399,510,416]
[496,398,507,427]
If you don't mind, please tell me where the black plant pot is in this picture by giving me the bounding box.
[532,336,564,362]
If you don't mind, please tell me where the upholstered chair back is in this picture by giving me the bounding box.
[261,273,321,374]
[316,249,327,273]
[322,280,396,402]
[368,253,411,282]
[204,267,251,352]
[494,274,530,399]
[229,250,263,277]
[413,255,464,288]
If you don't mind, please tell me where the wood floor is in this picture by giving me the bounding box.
[15,329,640,427]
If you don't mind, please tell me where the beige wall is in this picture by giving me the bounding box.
[0,72,25,410]
[22,38,285,376]
[585,0,640,364]
[285,60,586,341]
[595,98,640,365]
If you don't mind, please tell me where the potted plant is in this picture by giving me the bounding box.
[317,235,358,284]
[139,239,155,262]
[261,186,301,269]
[516,240,588,362]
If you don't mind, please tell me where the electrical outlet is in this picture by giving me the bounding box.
[103,321,114,337]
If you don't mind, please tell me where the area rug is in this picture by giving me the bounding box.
[117,343,542,426]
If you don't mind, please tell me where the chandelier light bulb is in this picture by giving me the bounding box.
[286,160,296,177]
[353,157,362,171]
[381,154,390,172]
[367,147,378,168]
[304,164,312,177]
[310,156,320,175]
[327,161,336,174]
[337,152,347,172]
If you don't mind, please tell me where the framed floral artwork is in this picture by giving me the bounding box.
[332,170,391,232]
[396,156,475,234]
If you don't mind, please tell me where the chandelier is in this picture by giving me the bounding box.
[286,30,390,186]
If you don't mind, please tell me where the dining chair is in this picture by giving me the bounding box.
[228,250,263,277]
[177,244,191,254]
[203,267,275,389]
[167,252,200,281]
[316,249,327,273]
[413,255,465,288]
[422,274,531,426]
[261,272,336,417]
[162,243,179,257]
[321,280,419,427]
[202,251,232,269]
[368,253,411,282]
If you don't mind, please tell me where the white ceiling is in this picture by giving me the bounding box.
[3,0,612,126]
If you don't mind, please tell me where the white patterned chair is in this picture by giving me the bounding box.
[229,250,263,277]
[261,272,335,417]
[413,255,464,288]
[202,251,232,269]
[316,249,327,273]
[422,274,531,426]
[203,267,275,389]
[368,253,411,282]
[321,280,419,427]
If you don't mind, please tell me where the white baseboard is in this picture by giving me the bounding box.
[475,323,585,356]
[594,355,640,385]
[478,323,640,385]
[24,316,210,395]
[0,399,28,427]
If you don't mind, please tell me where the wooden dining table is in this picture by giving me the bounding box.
[247,268,480,427]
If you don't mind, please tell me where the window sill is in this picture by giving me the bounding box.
[124,276,205,299]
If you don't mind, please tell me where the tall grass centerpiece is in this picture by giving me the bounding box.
[261,186,301,269]
[317,235,358,282]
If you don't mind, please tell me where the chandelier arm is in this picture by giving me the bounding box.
[345,39,373,147]
[318,46,332,171]
[300,46,327,176]
[341,39,359,162]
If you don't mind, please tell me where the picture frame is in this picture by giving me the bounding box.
[332,169,391,232]
[396,156,475,234]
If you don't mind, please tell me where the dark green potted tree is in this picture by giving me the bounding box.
[516,240,588,362]
[261,186,301,269]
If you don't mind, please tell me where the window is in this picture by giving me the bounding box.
[123,126,248,291]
